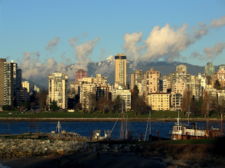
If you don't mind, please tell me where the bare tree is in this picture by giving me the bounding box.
[181,88,192,113]
[201,91,210,118]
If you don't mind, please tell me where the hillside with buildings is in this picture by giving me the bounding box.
[0,56,225,117]
[86,58,205,84]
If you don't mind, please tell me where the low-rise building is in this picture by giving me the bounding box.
[78,74,111,111]
[215,65,225,88]
[111,88,131,111]
[147,93,170,111]
[22,81,31,93]
[170,93,183,111]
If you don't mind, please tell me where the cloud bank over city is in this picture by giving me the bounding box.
[18,15,225,87]
[19,36,100,87]
[123,15,225,63]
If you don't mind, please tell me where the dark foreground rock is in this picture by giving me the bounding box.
[1,137,225,168]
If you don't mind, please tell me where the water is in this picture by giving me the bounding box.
[0,121,224,139]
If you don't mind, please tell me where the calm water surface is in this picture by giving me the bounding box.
[0,121,224,139]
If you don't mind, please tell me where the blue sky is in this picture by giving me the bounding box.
[0,0,225,66]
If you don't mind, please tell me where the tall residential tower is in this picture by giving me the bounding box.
[114,54,127,88]
[48,72,68,109]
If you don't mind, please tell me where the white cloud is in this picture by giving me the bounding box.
[145,24,190,61]
[204,42,225,59]
[211,15,225,28]
[191,42,225,60]
[20,52,75,88]
[123,15,225,62]
[124,32,143,63]
[46,37,60,50]
[74,38,100,69]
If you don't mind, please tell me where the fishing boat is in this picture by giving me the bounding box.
[171,111,224,140]
[91,130,112,141]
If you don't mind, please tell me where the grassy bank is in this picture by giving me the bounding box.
[0,110,223,121]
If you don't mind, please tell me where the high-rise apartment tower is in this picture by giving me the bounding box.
[48,72,68,109]
[114,54,127,88]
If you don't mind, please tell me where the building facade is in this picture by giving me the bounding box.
[78,74,111,110]
[3,62,14,106]
[111,88,131,111]
[114,54,127,88]
[147,93,170,111]
[144,69,160,95]
[215,65,225,88]
[75,69,87,82]
[170,93,183,111]
[48,72,68,109]
[130,70,143,90]
[22,81,31,93]
[204,62,215,76]
[0,59,6,107]
[0,59,22,108]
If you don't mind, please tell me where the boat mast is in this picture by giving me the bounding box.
[221,113,223,133]
[144,110,151,141]
[120,100,128,140]
[206,103,209,131]
[56,121,62,133]
[187,102,191,126]
[177,110,180,126]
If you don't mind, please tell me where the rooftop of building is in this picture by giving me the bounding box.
[115,53,126,59]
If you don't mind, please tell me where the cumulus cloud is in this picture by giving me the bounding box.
[211,15,225,28]
[46,37,60,50]
[19,37,100,87]
[20,52,76,88]
[193,23,209,40]
[73,38,100,70]
[204,42,225,59]
[145,24,191,61]
[124,32,144,63]
[68,37,78,47]
[192,42,225,60]
[123,15,225,62]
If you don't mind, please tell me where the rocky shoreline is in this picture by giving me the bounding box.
[0,139,85,160]
[2,139,225,168]
[1,133,225,168]
[0,133,88,160]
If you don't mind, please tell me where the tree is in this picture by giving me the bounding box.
[96,96,112,113]
[49,101,60,111]
[131,85,150,115]
[36,89,48,111]
[181,88,192,113]
[112,96,123,113]
[206,76,212,85]
[214,80,221,90]
[2,105,13,111]
[86,93,97,113]
[201,91,211,117]
[190,96,203,116]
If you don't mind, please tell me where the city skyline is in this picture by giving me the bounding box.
[1,1,225,167]
[0,1,225,88]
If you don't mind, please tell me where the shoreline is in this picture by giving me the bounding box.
[0,117,223,122]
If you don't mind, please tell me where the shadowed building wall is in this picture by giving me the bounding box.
[0,59,6,107]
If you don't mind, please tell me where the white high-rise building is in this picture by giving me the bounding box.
[48,72,68,109]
